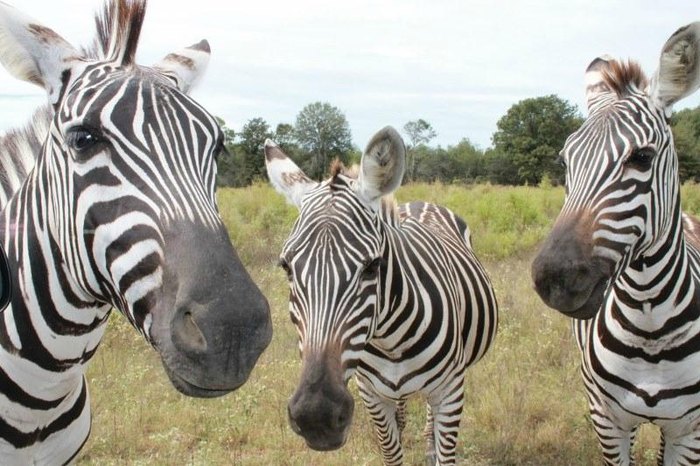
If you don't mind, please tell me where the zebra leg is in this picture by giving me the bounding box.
[426,381,465,466]
[581,359,634,465]
[588,408,635,466]
[396,398,407,442]
[660,431,700,465]
[356,377,403,466]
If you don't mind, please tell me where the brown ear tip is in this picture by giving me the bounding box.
[189,39,210,54]
[264,140,287,161]
[586,56,612,73]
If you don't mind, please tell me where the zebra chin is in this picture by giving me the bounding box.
[531,261,609,320]
[286,352,355,451]
[160,361,242,398]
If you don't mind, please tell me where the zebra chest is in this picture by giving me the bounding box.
[357,343,462,399]
[582,312,700,427]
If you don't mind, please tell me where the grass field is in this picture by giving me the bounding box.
[75,182,700,465]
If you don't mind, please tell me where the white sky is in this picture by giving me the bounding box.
[1,0,700,149]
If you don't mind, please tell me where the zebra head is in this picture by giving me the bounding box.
[265,127,405,451]
[0,1,271,396]
[532,22,700,319]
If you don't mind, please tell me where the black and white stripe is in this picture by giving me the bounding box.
[532,23,700,466]
[0,1,271,464]
[266,127,498,465]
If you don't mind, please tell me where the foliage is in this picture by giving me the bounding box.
[492,95,583,185]
[213,99,700,189]
[671,106,700,182]
[293,102,353,179]
[403,119,438,181]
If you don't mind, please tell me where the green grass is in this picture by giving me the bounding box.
[76,182,698,465]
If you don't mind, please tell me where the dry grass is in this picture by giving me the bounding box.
[76,182,685,465]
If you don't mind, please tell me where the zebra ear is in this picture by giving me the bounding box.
[356,126,405,207]
[584,55,615,112]
[264,139,319,209]
[0,3,83,105]
[154,40,211,94]
[649,22,700,114]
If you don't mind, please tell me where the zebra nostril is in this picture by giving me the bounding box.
[172,309,208,354]
[335,412,347,429]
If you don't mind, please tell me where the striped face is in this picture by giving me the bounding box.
[561,88,673,262]
[0,0,271,397]
[532,46,699,319]
[265,127,405,451]
[280,176,383,376]
[50,64,221,331]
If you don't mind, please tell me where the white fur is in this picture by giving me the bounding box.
[356,126,406,209]
[584,54,614,111]
[264,139,318,208]
[153,40,211,93]
[0,2,81,104]
[649,22,700,115]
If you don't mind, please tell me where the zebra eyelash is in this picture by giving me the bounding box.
[214,135,228,161]
[361,257,384,279]
[555,154,567,169]
[278,257,293,280]
[624,147,656,169]
[65,126,105,162]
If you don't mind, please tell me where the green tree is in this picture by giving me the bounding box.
[671,106,700,182]
[214,117,238,187]
[492,95,583,185]
[239,117,271,158]
[237,117,272,183]
[294,102,353,179]
[483,149,520,185]
[403,119,437,181]
[274,123,296,147]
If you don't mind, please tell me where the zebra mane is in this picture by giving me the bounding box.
[87,0,147,64]
[0,105,52,208]
[328,159,399,222]
[330,159,358,179]
[602,59,649,98]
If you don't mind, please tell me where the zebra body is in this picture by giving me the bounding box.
[0,1,271,463]
[532,22,700,465]
[266,127,497,465]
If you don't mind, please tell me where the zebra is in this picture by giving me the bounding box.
[0,0,273,463]
[265,126,498,465]
[531,22,700,465]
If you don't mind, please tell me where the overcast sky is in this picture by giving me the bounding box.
[1,0,700,149]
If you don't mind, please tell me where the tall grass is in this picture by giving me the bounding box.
[76,182,698,465]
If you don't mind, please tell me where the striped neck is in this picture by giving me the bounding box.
[1,164,110,377]
[608,193,697,327]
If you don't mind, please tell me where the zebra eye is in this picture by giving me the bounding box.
[214,135,228,162]
[361,258,383,280]
[556,153,566,168]
[66,127,102,160]
[626,147,656,168]
[278,258,293,280]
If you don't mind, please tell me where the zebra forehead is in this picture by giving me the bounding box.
[601,59,649,99]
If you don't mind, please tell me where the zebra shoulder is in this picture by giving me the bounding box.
[398,201,472,248]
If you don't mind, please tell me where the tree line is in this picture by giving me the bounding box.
[216,97,700,187]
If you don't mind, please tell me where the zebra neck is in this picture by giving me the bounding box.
[611,219,696,327]
[0,175,111,382]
